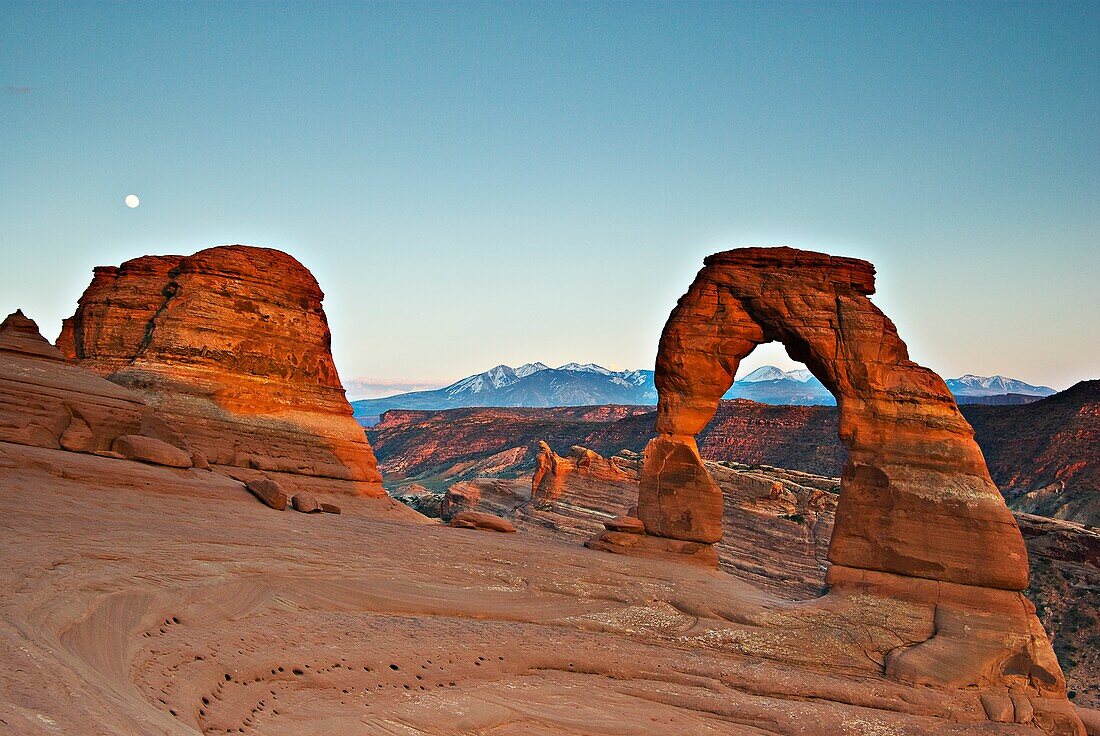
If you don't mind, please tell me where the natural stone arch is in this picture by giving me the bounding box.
[585,247,1081,730]
[639,247,1027,589]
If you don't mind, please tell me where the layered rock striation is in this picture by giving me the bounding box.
[57,245,382,494]
[531,441,633,507]
[0,310,192,465]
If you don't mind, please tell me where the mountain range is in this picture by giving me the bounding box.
[351,362,1056,424]
[945,374,1056,398]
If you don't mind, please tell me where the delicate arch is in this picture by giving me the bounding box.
[637,247,1027,590]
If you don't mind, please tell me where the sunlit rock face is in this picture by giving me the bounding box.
[587,247,1083,733]
[57,245,382,494]
[641,246,1027,589]
[531,441,633,508]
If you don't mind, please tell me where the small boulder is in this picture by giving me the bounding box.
[111,434,192,468]
[292,492,322,513]
[191,451,210,470]
[449,511,516,533]
[604,515,645,534]
[319,502,341,514]
[1010,692,1034,724]
[980,693,1014,723]
[246,477,287,511]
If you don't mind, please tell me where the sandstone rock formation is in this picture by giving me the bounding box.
[292,492,321,513]
[0,310,192,465]
[531,441,631,507]
[390,431,1099,711]
[367,405,650,480]
[440,481,483,520]
[246,477,288,510]
[586,247,1081,732]
[3,430,1093,735]
[631,248,1026,586]
[57,245,382,495]
[449,510,516,533]
[604,515,645,534]
[368,394,1095,516]
[111,434,193,468]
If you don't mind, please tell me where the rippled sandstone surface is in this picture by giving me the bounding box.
[0,440,1091,736]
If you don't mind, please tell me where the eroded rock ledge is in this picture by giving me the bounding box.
[0,310,193,466]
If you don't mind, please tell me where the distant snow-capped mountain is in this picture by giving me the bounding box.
[514,362,549,378]
[557,362,614,375]
[946,374,1055,398]
[739,366,815,383]
[351,363,657,423]
[350,364,1055,424]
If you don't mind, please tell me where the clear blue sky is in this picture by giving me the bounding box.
[2,1,1097,397]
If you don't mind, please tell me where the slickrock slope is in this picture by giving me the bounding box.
[0,310,192,464]
[967,381,1100,526]
[3,439,1095,736]
[593,247,1080,732]
[57,245,383,495]
[400,442,1099,710]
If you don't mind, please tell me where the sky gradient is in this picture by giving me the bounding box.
[2,1,1097,397]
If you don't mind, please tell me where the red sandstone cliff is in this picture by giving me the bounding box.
[58,245,382,494]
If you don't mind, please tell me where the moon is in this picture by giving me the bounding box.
[124,194,140,209]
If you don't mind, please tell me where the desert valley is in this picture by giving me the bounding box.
[0,244,1096,736]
